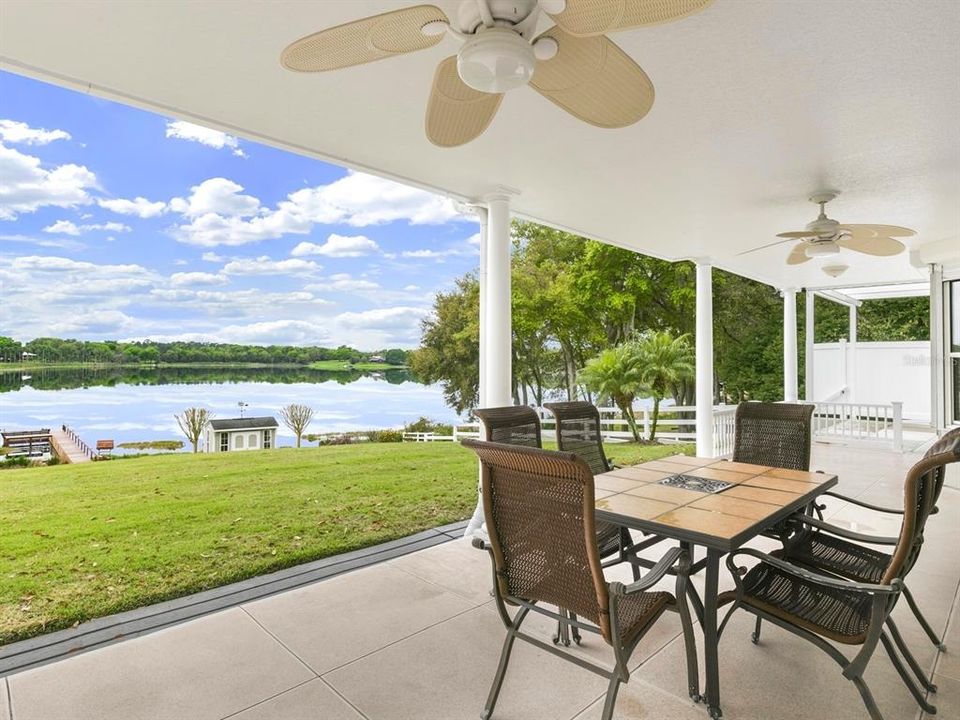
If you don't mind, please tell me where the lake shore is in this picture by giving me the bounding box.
[4,361,402,372]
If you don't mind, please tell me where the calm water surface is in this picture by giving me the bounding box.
[0,367,462,451]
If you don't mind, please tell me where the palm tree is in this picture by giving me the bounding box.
[634,331,695,442]
[578,344,644,441]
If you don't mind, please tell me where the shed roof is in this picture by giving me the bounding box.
[209,417,278,430]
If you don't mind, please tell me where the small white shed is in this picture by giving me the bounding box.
[204,417,278,453]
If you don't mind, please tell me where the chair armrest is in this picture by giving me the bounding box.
[611,546,683,596]
[727,548,901,595]
[820,491,903,515]
[790,514,899,545]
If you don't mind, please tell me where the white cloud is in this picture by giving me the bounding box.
[404,284,420,291]
[165,120,244,155]
[305,273,380,292]
[0,143,97,220]
[43,220,132,235]
[201,251,224,262]
[336,306,428,330]
[169,271,228,287]
[222,256,320,276]
[401,247,477,259]
[168,171,468,247]
[0,232,85,251]
[0,119,71,145]
[98,196,166,218]
[173,259,189,266]
[467,232,481,245]
[291,233,379,258]
[169,178,259,218]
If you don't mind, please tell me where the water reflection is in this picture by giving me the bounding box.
[0,367,459,451]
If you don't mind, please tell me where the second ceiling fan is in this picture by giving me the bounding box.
[280,0,712,147]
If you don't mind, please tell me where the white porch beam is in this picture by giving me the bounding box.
[695,261,714,457]
[804,290,814,401]
[848,303,858,404]
[782,288,798,402]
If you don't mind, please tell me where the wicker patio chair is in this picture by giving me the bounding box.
[462,439,697,720]
[732,401,815,470]
[474,404,631,646]
[760,426,960,654]
[717,432,960,719]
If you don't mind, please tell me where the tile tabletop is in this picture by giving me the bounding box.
[594,455,837,550]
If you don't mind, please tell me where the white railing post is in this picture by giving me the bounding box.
[695,261,714,457]
[642,407,650,440]
[892,401,903,453]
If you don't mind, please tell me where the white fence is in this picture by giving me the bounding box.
[449,400,904,453]
[451,404,740,457]
[812,400,903,452]
[402,432,455,442]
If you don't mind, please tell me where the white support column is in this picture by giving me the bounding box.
[782,288,798,402]
[848,303,858,404]
[695,261,714,457]
[465,189,514,539]
[483,190,513,408]
[804,290,815,401]
[930,264,945,432]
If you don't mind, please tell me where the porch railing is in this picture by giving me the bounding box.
[812,400,903,452]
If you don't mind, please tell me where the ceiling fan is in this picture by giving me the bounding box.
[740,191,916,265]
[280,0,712,147]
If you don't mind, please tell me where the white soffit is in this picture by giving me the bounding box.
[1,0,958,290]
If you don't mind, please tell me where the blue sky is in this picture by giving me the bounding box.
[0,71,480,349]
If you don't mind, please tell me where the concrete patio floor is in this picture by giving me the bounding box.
[3,443,958,720]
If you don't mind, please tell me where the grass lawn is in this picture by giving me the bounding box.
[0,440,693,644]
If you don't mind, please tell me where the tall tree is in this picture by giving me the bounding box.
[280,404,315,448]
[174,407,212,453]
[578,345,645,441]
[634,331,695,441]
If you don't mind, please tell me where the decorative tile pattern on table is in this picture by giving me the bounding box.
[594,455,838,544]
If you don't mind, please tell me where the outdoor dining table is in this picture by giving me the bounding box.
[593,454,838,720]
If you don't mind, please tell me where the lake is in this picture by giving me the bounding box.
[0,366,463,452]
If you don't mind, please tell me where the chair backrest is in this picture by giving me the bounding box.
[474,405,542,448]
[461,439,612,643]
[732,402,814,470]
[544,401,611,475]
[883,427,960,585]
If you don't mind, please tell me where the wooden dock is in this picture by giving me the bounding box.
[48,428,94,464]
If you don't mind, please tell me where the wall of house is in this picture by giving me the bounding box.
[812,341,930,420]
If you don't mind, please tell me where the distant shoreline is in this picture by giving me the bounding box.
[2,361,407,372]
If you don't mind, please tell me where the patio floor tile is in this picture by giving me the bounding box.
[388,536,493,605]
[243,563,475,675]
[571,679,704,720]
[6,608,313,720]
[323,605,608,720]
[226,678,364,720]
[1,677,9,720]
[922,672,959,719]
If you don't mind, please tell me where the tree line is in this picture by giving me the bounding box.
[410,220,929,415]
[0,337,409,367]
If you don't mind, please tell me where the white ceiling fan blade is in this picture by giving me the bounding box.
[281,5,447,72]
[838,223,916,238]
[776,230,816,239]
[547,0,713,37]
[837,234,906,257]
[425,56,503,147]
[787,243,812,265]
[529,27,653,128]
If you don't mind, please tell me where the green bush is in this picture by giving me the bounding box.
[1,456,31,470]
[403,417,453,436]
[369,429,403,443]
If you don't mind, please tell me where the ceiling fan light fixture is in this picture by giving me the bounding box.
[457,28,536,93]
[822,263,849,278]
[805,240,840,258]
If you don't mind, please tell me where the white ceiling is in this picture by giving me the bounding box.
[2,0,958,289]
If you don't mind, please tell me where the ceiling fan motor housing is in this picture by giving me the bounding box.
[458,27,536,93]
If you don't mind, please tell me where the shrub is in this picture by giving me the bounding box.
[1,456,31,470]
[369,429,403,443]
[403,417,453,436]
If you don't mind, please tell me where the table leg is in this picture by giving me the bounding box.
[703,548,723,720]
[677,542,701,703]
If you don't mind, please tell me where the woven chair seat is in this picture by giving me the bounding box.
[782,532,889,584]
[737,561,873,644]
[617,590,674,644]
